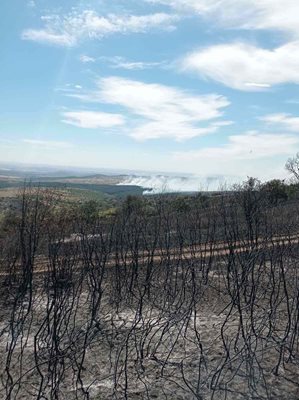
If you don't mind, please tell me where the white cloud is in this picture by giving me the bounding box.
[132,122,218,141]
[62,111,125,129]
[148,0,299,38]
[245,83,271,89]
[23,139,73,149]
[173,131,299,179]
[98,76,228,121]
[145,1,299,91]
[22,10,179,46]
[100,56,164,70]
[21,30,75,47]
[80,55,95,63]
[181,41,299,90]
[65,77,230,141]
[261,113,299,131]
[97,76,230,140]
[175,132,298,161]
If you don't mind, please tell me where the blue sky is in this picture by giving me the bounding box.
[1,0,299,181]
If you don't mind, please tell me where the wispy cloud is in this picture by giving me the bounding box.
[147,0,299,39]
[23,139,73,149]
[285,99,299,105]
[21,30,75,47]
[181,41,299,90]
[27,0,36,8]
[69,76,230,141]
[175,132,298,161]
[61,111,125,129]
[261,113,299,131]
[22,10,179,46]
[79,55,95,63]
[172,131,299,179]
[145,1,299,91]
[100,56,165,70]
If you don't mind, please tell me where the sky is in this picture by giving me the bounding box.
[1,0,299,182]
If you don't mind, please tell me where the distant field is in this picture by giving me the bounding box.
[0,188,20,198]
[29,175,125,185]
[0,175,145,200]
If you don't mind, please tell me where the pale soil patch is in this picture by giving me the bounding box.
[0,188,20,198]
[0,262,298,399]
[0,297,298,399]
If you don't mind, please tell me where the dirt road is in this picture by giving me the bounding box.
[1,233,298,276]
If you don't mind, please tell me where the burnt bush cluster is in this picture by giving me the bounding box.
[0,183,299,399]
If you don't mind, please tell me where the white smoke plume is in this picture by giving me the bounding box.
[119,175,234,194]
